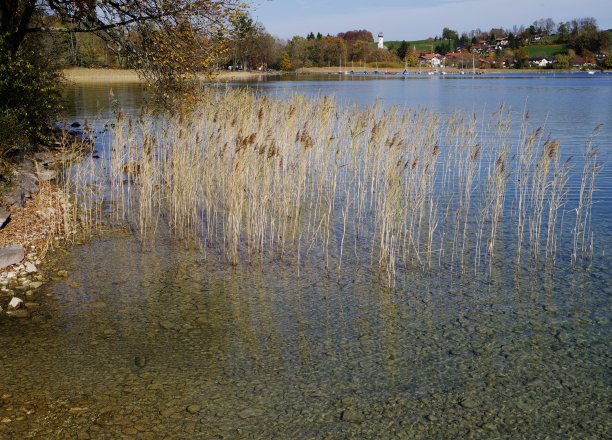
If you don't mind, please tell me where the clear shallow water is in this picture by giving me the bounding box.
[0,74,610,438]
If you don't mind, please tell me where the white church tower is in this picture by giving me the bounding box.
[378,32,384,49]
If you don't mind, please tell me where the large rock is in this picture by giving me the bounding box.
[19,171,39,195]
[0,244,25,270]
[37,169,57,182]
[34,151,55,166]
[0,206,9,229]
[1,186,25,208]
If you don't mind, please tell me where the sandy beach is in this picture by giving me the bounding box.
[63,67,276,83]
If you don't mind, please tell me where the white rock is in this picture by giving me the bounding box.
[8,297,23,310]
[25,262,37,273]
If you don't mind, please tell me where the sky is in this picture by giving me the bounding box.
[249,0,612,41]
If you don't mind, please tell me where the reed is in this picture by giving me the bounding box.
[62,89,600,281]
[572,125,602,267]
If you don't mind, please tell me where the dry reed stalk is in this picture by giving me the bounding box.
[572,125,602,266]
[88,89,601,282]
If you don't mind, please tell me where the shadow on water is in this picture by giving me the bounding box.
[0,229,609,438]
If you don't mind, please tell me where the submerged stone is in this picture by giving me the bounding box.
[7,309,29,318]
[341,409,365,424]
[238,408,264,419]
[460,398,480,409]
[186,405,201,414]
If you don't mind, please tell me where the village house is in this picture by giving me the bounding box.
[529,57,553,68]
[419,52,443,68]
[444,51,463,67]
[573,56,597,68]
[494,38,509,50]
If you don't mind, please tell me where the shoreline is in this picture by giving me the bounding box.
[62,66,606,85]
[0,128,100,320]
[295,66,599,75]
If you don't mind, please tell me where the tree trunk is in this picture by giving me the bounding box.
[1,0,36,55]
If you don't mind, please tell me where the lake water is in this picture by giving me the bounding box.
[1,73,610,438]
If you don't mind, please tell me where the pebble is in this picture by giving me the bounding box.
[25,262,37,273]
[90,300,107,309]
[460,398,480,409]
[29,281,43,289]
[527,378,544,388]
[134,356,147,368]
[77,432,91,440]
[159,407,177,417]
[238,408,264,419]
[542,304,559,312]
[57,270,68,277]
[7,309,29,318]
[159,320,177,331]
[341,409,364,424]
[186,405,201,414]
[8,296,23,309]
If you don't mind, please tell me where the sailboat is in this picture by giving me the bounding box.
[402,58,409,76]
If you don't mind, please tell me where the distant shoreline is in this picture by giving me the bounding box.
[296,66,587,75]
[62,67,603,84]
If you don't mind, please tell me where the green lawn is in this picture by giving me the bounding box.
[528,44,567,57]
[534,35,558,44]
[384,39,437,52]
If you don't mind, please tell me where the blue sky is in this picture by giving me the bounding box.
[249,0,612,41]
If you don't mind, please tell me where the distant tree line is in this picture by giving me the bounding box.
[15,11,608,73]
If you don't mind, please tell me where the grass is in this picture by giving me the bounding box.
[62,90,600,282]
[528,44,567,58]
[385,39,437,52]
